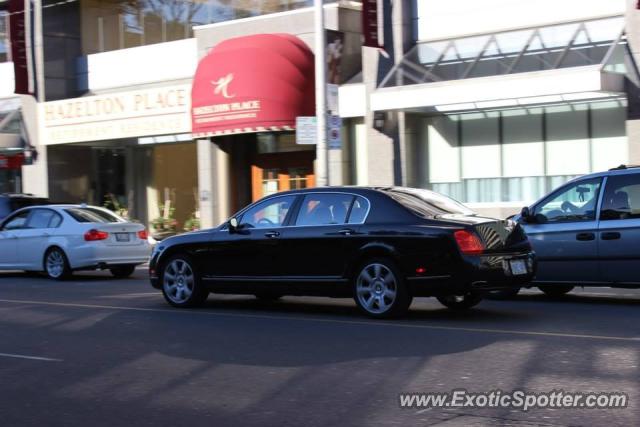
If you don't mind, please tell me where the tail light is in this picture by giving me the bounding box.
[137,229,148,240]
[454,230,485,255]
[84,229,109,241]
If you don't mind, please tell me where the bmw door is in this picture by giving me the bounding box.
[523,177,603,284]
[15,209,63,270]
[597,173,640,284]
[0,210,31,268]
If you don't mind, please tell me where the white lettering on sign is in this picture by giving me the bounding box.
[192,100,262,125]
[41,85,191,144]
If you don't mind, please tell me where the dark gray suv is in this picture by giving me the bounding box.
[514,165,640,296]
[0,194,49,222]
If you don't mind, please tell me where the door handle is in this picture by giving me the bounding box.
[339,228,355,236]
[601,232,621,241]
[576,232,595,241]
[264,231,280,238]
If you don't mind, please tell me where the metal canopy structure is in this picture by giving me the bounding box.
[380,16,637,89]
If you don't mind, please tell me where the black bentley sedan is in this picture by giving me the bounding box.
[149,187,536,318]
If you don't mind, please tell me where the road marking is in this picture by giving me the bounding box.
[96,292,159,299]
[0,297,638,343]
[0,352,62,362]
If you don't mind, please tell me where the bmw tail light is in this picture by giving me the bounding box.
[84,229,109,241]
[137,229,148,240]
[454,230,485,255]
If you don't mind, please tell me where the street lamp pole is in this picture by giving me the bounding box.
[314,0,329,187]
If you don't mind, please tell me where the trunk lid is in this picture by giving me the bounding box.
[439,214,530,253]
[88,223,145,246]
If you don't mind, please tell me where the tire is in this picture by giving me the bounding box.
[487,288,521,299]
[538,284,574,297]
[160,255,208,308]
[437,293,483,310]
[353,258,412,319]
[110,265,136,279]
[43,247,72,281]
[254,292,282,301]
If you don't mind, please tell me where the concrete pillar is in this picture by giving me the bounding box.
[362,0,414,186]
[197,138,231,229]
[626,0,640,162]
[20,95,48,197]
[328,147,343,185]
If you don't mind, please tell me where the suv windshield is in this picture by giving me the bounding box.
[65,207,124,223]
[382,188,475,218]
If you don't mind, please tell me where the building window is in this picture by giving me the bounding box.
[419,99,628,205]
[82,0,317,54]
[0,11,9,63]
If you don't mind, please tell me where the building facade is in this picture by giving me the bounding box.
[1,0,639,230]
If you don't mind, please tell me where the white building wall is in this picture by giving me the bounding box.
[82,38,198,92]
[415,0,625,41]
[0,63,16,98]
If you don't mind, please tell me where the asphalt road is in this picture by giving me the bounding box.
[0,269,638,427]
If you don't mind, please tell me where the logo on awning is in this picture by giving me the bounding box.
[211,74,235,99]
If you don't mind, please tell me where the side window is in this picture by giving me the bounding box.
[49,213,63,228]
[600,174,640,221]
[347,196,370,224]
[296,194,353,226]
[26,209,57,229]
[2,210,31,230]
[533,178,602,223]
[240,196,296,228]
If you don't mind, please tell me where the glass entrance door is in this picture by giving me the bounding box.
[251,152,315,201]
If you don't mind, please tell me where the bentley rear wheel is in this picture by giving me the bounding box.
[353,258,412,318]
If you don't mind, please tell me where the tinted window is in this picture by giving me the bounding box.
[65,207,123,223]
[533,178,602,222]
[2,210,30,230]
[347,196,370,224]
[26,209,62,229]
[10,198,48,212]
[382,188,474,218]
[240,196,296,228]
[600,174,640,220]
[296,194,353,226]
[0,199,9,218]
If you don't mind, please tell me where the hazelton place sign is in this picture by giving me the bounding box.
[40,85,191,145]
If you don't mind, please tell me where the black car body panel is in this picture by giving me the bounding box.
[149,187,536,298]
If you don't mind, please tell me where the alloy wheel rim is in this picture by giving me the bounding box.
[356,263,397,314]
[46,251,64,278]
[163,259,195,304]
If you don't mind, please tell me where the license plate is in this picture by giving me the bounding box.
[115,233,130,242]
[509,260,527,275]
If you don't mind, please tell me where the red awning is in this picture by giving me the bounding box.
[191,33,315,137]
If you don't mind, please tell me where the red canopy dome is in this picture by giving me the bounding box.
[191,33,315,137]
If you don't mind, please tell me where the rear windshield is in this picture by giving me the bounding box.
[382,188,475,218]
[65,207,123,223]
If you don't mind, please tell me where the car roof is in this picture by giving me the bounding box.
[563,165,640,183]
[9,204,108,212]
[0,193,48,199]
[258,186,421,198]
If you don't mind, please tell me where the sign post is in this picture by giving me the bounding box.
[314,0,329,186]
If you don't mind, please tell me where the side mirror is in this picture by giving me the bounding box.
[228,217,239,233]
[520,207,534,223]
